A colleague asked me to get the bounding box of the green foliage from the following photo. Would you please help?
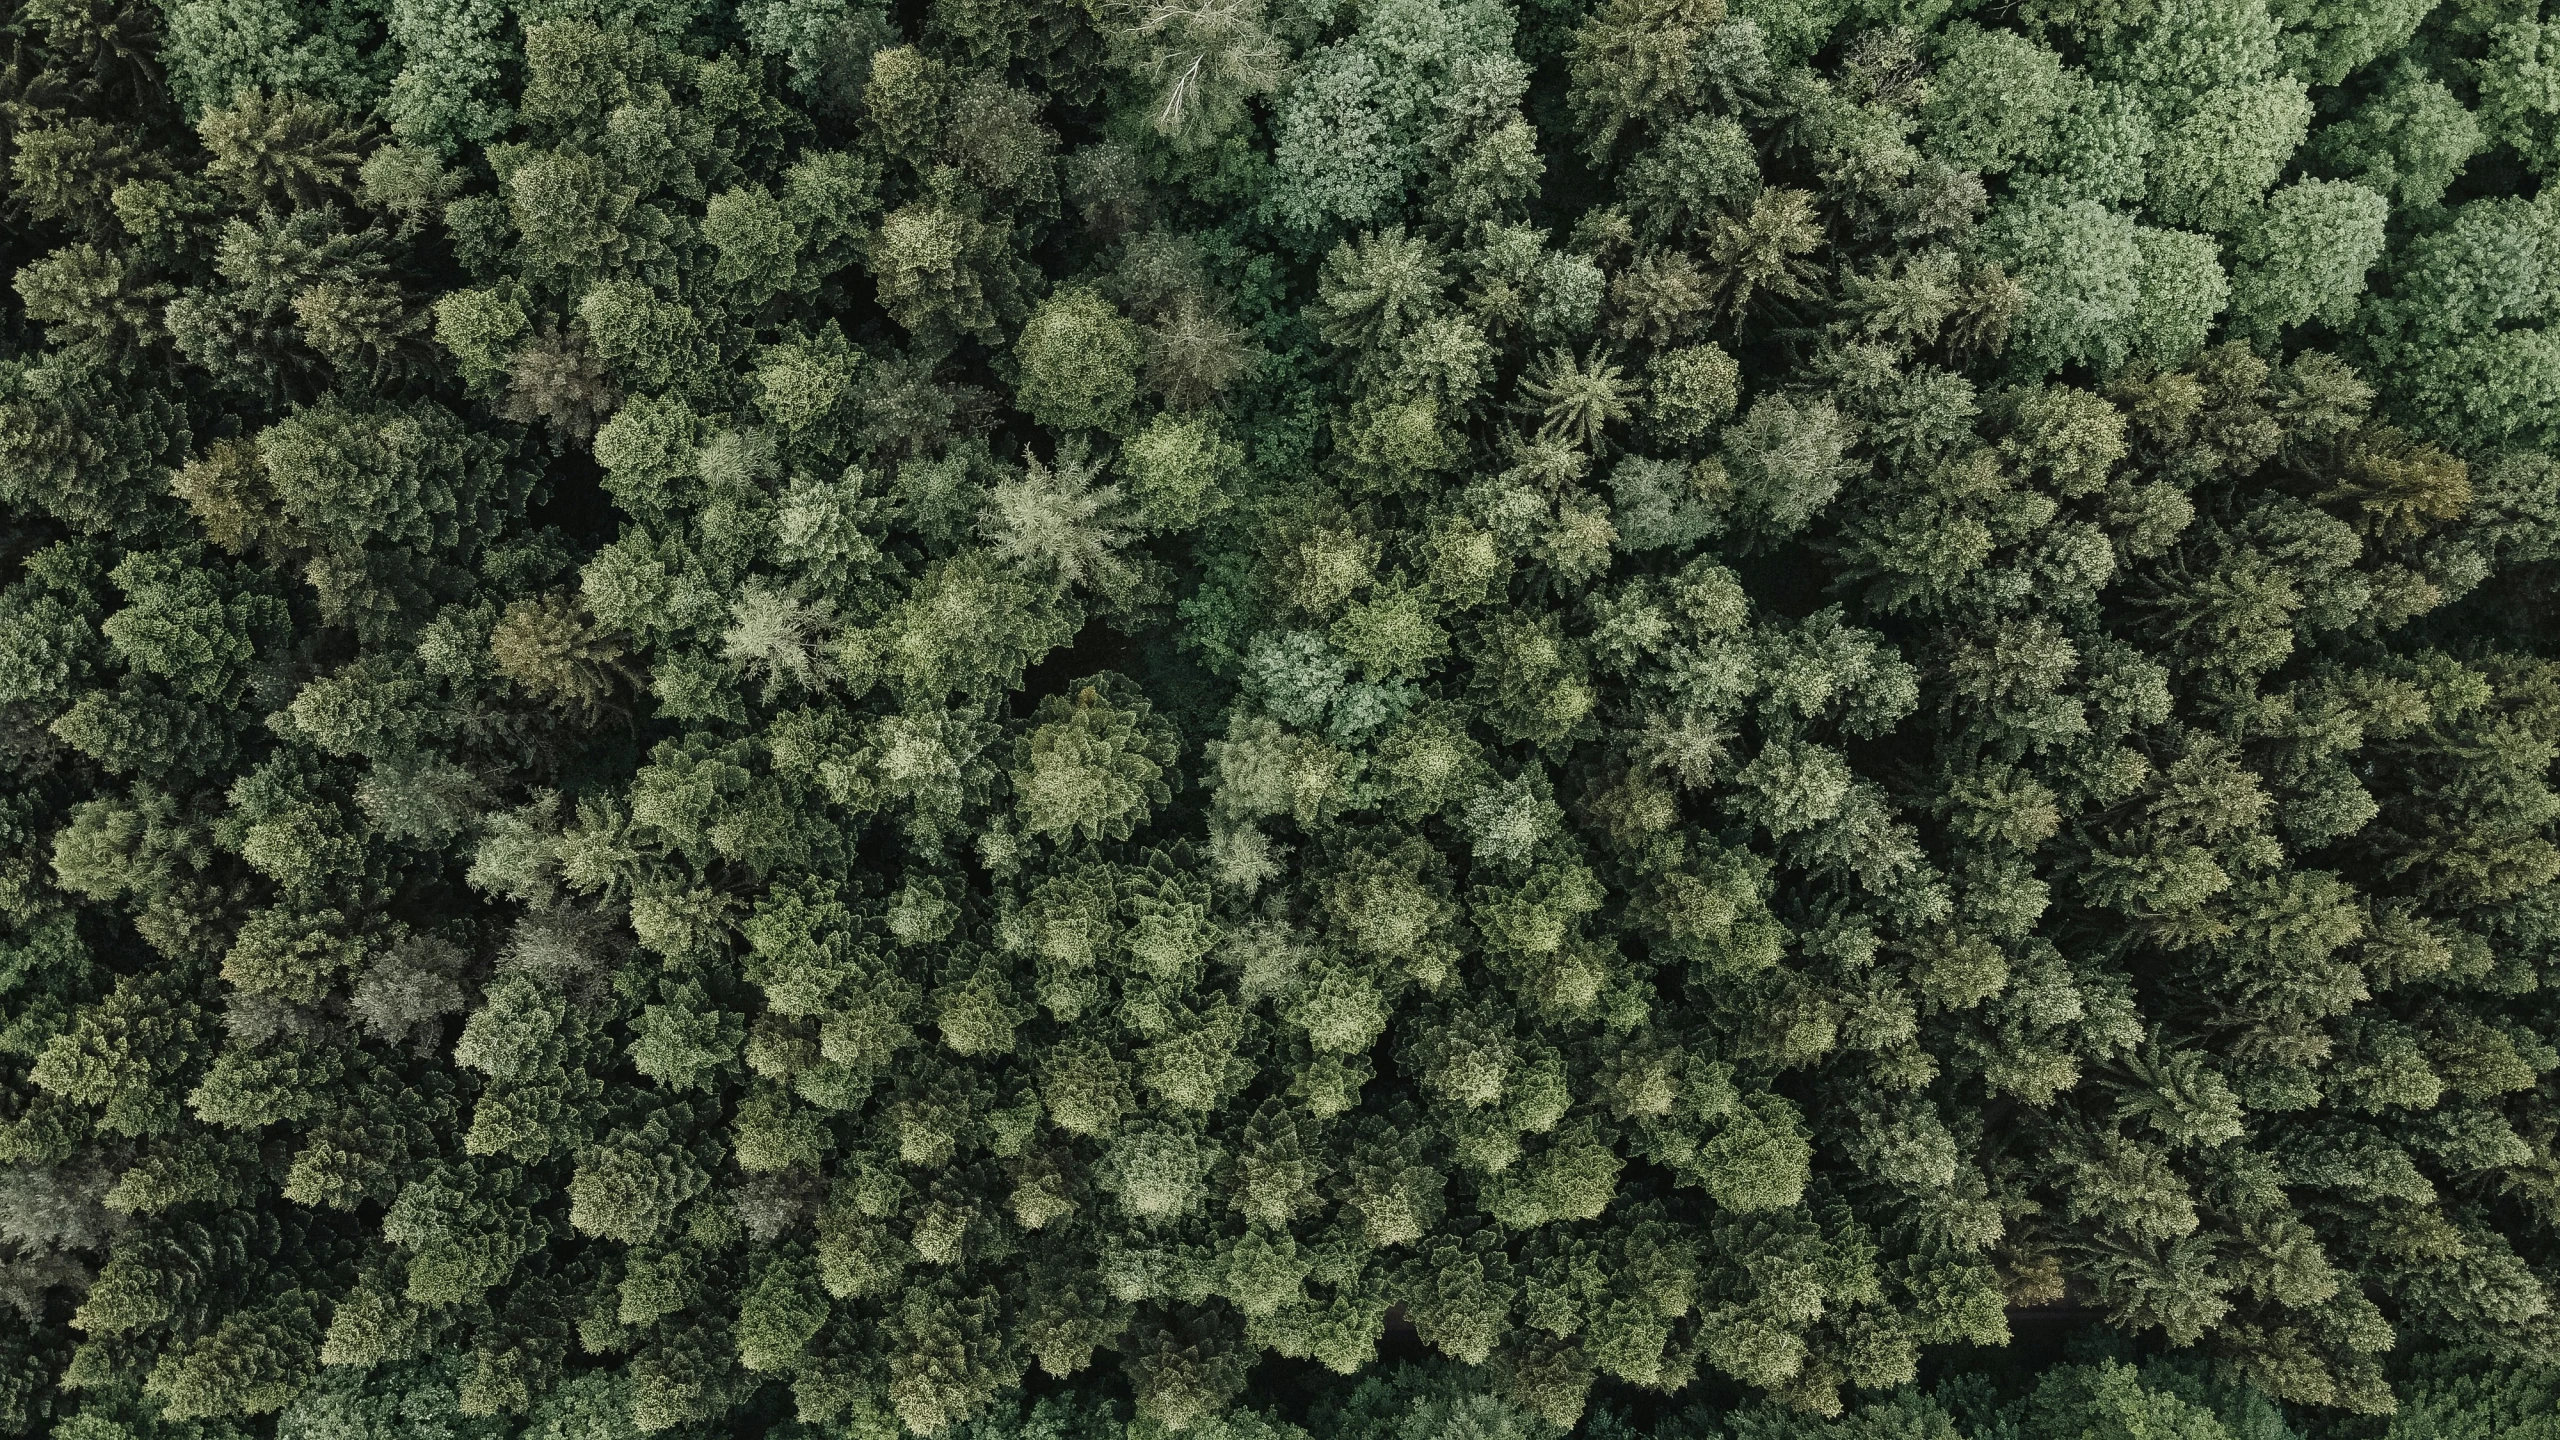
[160,0,393,121]
[1017,289,1145,436]
[7,0,2560,1436]
[1921,25,2072,176]
[2230,181,2389,339]
[2310,62,2482,211]
[1102,0,1289,153]
[1267,0,1519,238]
[1011,675,1180,846]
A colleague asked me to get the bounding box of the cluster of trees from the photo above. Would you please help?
[799,1345,2560,1440]
[3,0,2560,1435]
[217,1338,2560,1440]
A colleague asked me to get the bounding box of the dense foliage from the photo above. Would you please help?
[4,0,2560,1435]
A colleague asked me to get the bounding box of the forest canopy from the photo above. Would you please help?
[5,0,2560,1437]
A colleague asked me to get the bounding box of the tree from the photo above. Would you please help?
[1015,289,1144,435]
[1566,0,1730,161]
[2360,195,2560,452]
[1919,25,2070,176]
[1011,676,1179,846]
[2310,62,2481,210]
[1104,0,1288,152]
[2229,180,2389,340]
[1266,0,1518,238]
